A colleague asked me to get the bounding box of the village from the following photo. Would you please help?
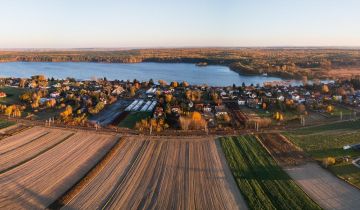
[0,75,360,134]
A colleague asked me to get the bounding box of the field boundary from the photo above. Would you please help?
[254,134,323,209]
[0,124,32,141]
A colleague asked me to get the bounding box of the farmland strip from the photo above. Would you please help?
[0,131,50,155]
[220,135,322,210]
[62,138,146,209]
[0,132,75,174]
[100,140,150,209]
[0,131,117,209]
[48,135,123,209]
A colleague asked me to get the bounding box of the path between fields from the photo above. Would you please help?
[284,163,360,210]
[215,140,249,210]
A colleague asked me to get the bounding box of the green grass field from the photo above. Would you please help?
[0,86,26,105]
[284,120,360,188]
[0,119,15,129]
[220,135,321,210]
[290,119,360,135]
[118,112,152,128]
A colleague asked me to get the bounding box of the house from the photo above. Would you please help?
[112,86,125,95]
[238,99,246,106]
[203,106,212,113]
[333,95,343,102]
[215,105,228,117]
[0,92,6,98]
[39,98,50,104]
[171,107,181,114]
[277,95,285,102]
[52,83,61,88]
[50,92,60,98]
[291,94,300,101]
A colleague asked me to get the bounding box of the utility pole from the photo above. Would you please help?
[340,111,343,121]
[300,115,305,126]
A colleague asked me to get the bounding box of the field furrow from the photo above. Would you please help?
[0,130,117,209]
[285,163,360,210]
[63,137,247,210]
[220,135,322,210]
[0,126,49,153]
[0,129,74,173]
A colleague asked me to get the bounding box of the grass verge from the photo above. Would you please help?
[0,119,15,129]
[284,120,360,189]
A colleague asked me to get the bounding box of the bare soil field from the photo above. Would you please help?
[0,127,74,173]
[0,124,31,140]
[63,136,247,210]
[0,126,49,154]
[285,163,360,210]
[0,128,118,209]
[257,133,309,166]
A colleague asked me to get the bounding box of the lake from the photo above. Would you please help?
[0,62,286,86]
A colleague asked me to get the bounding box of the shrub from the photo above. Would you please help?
[322,157,336,168]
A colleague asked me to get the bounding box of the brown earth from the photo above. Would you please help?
[0,129,118,209]
[257,133,309,166]
[285,163,360,210]
[63,136,248,210]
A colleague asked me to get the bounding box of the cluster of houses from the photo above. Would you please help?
[1,75,360,129]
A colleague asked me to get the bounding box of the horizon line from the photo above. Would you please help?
[1,46,360,51]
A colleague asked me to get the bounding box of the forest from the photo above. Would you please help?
[1,48,360,80]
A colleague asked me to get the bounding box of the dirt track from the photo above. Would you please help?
[285,163,360,210]
[63,137,247,210]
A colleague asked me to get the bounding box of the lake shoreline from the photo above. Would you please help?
[0,62,288,87]
[0,60,301,81]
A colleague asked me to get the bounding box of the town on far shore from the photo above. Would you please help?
[1,74,360,134]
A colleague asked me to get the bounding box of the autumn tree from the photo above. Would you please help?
[165,94,173,103]
[322,84,329,93]
[181,81,189,87]
[179,112,206,130]
[46,98,56,108]
[130,86,136,97]
[60,105,73,120]
[296,104,306,114]
[158,80,167,87]
[170,81,179,88]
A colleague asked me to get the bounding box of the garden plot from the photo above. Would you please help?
[257,133,309,166]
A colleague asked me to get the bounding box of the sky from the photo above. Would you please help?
[0,0,360,48]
